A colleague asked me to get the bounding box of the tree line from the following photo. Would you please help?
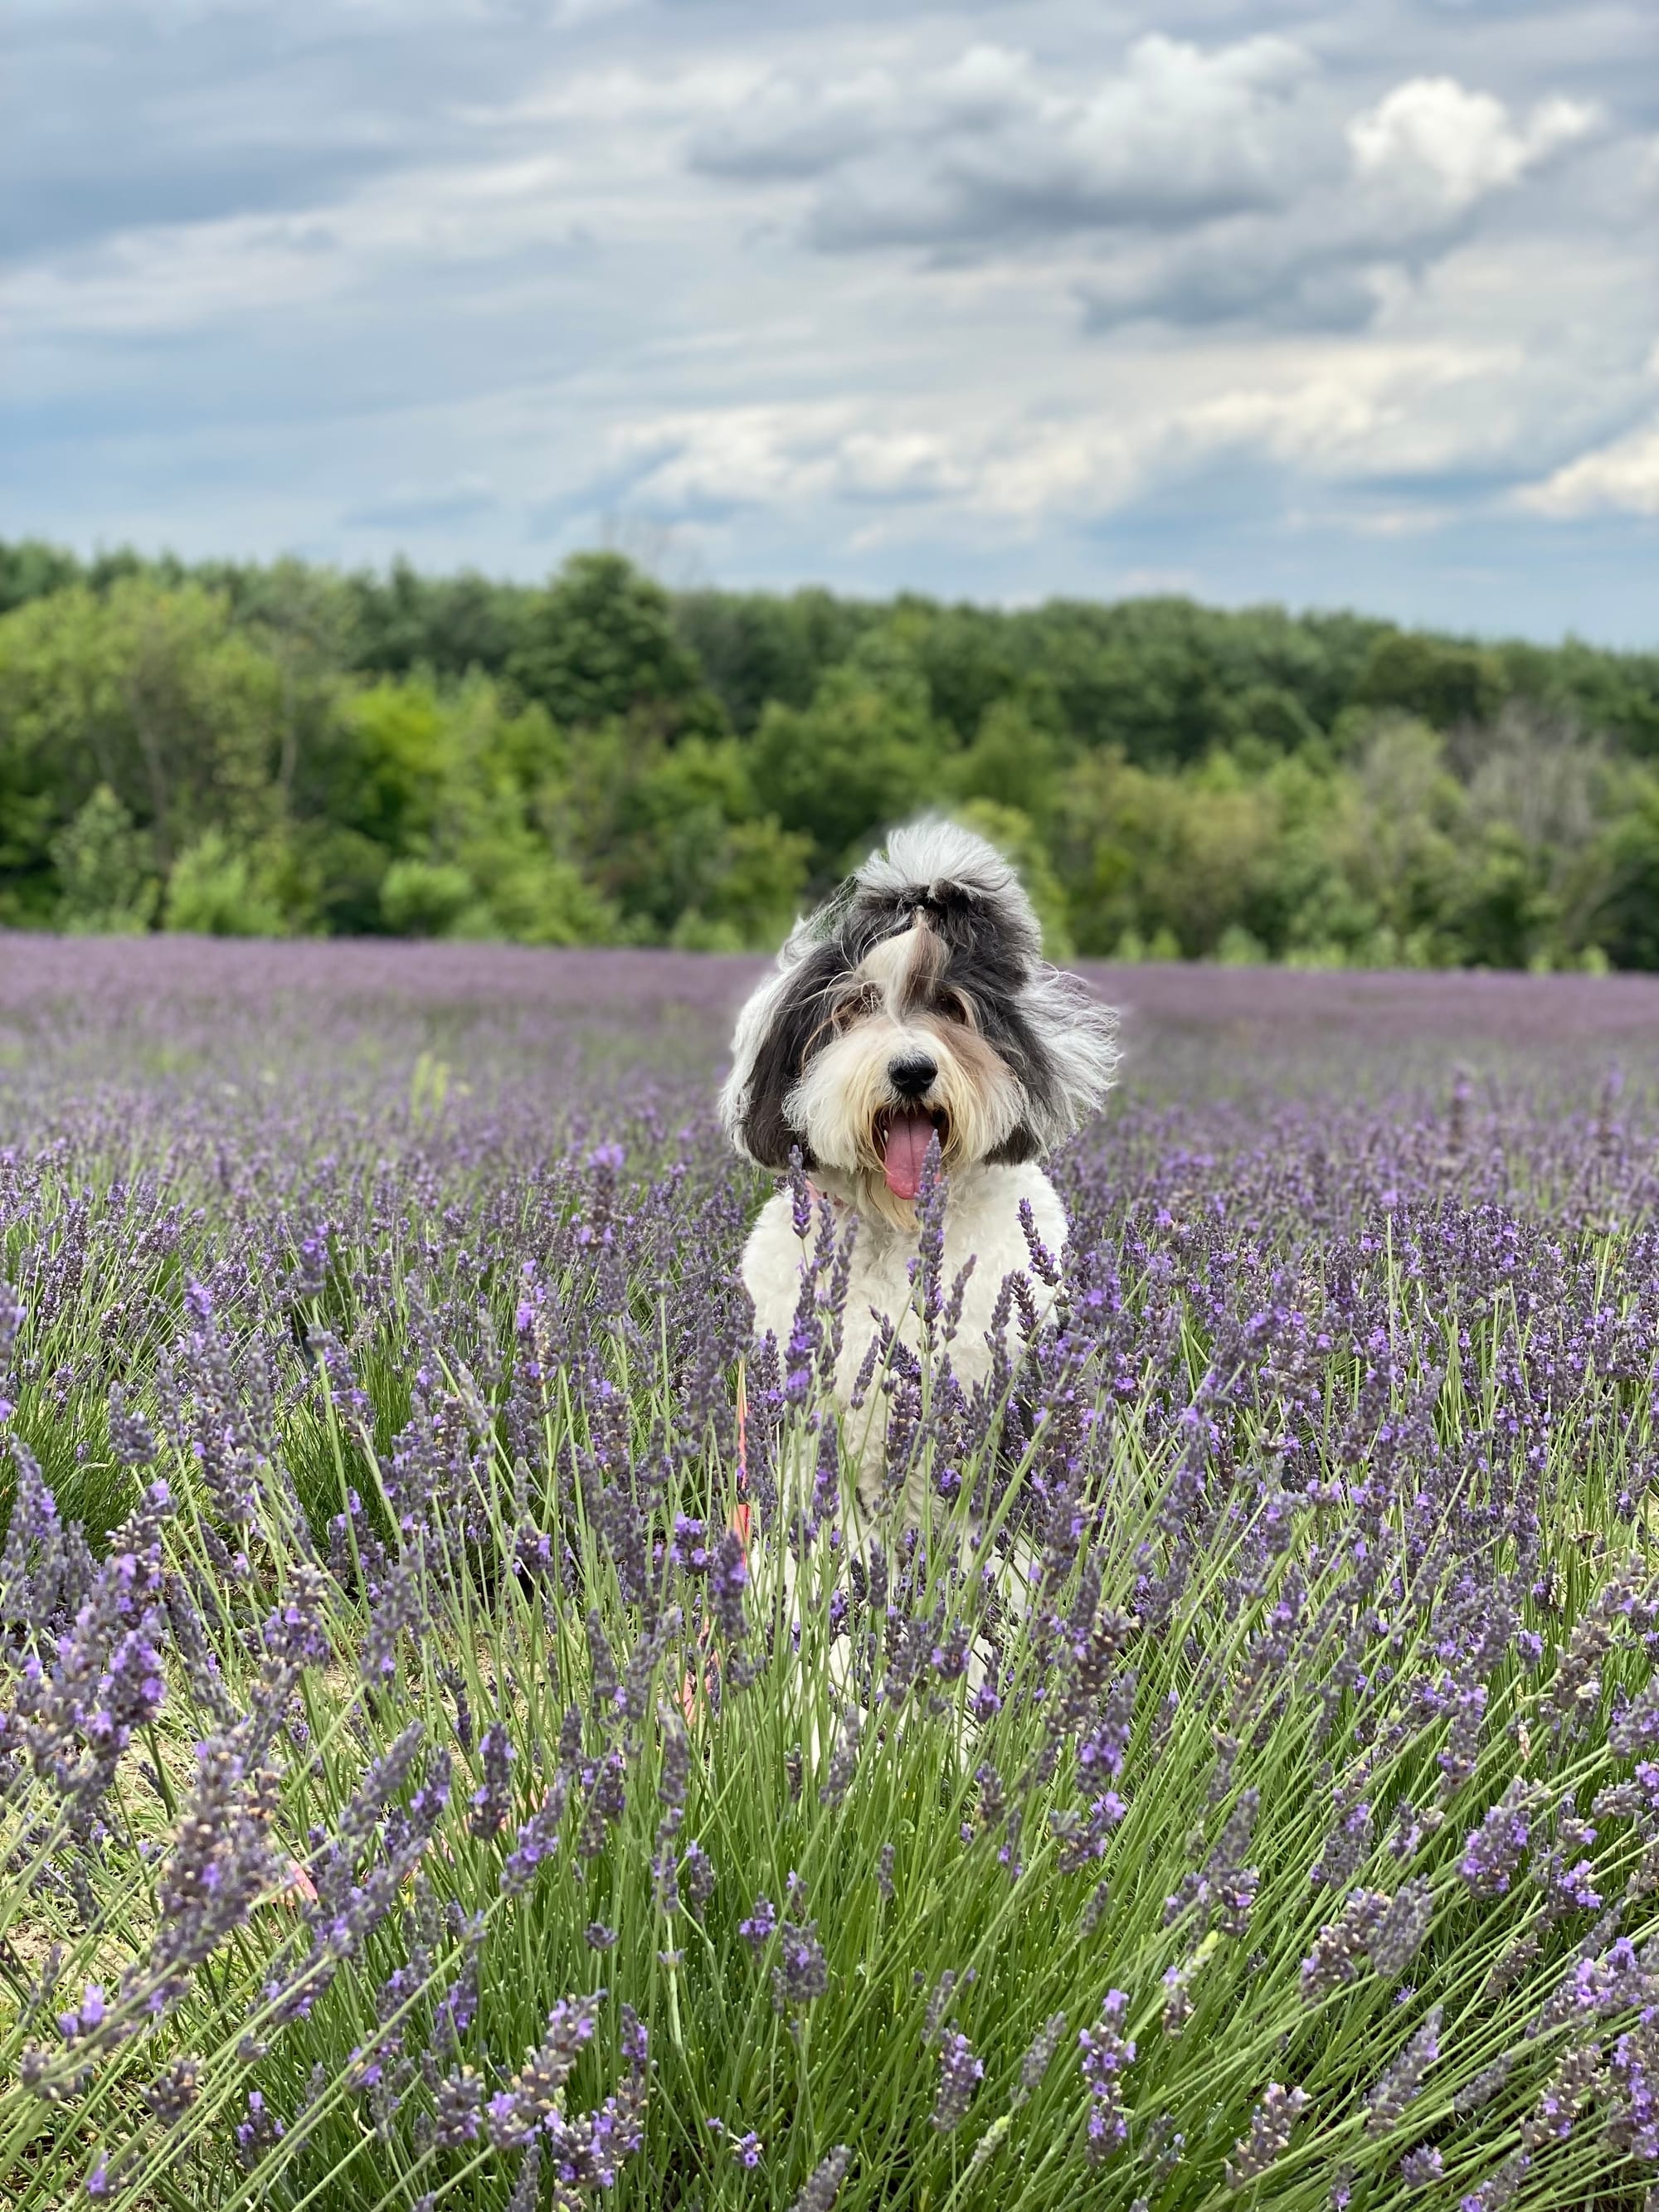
[2,537,1658,968]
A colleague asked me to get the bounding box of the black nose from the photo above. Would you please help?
[888,1053,937,1099]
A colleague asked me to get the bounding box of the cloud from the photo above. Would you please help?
[1074,69,1605,335]
[605,345,1517,531]
[609,405,976,515]
[1517,416,1659,515]
[1078,223,1388,336]
[679,38,1611,348]
[1347,76,1598,215]
[4,0,1653,641]
[691,36,1324,250]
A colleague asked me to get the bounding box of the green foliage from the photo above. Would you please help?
[950,698,1061,821]
[48,785,158,934]
[1357,630,1507,729]
[508,552,720,737]
[380,858,481,938]
[749,646,948,882]
[2,539,1659,968]
[163,829,289,938]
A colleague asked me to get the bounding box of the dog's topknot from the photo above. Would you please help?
[844,818,1043,970]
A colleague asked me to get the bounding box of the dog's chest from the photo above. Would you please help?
[740,1164,1068,1393]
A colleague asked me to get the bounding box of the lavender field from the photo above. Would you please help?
[8,939,1659,2211]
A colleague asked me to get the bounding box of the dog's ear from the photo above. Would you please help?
[1016,970,1119,1149]
[724,939,841,1169]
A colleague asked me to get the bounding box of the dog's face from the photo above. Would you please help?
[722,820,1118,1228]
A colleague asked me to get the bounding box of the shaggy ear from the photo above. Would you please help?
[719,937,841,1169]
[1018,968,1120,1150]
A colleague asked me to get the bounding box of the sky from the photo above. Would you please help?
[3,0,1657,641]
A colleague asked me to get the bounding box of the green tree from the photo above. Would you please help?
[1357,631,1506,730]
[49,785,158,933]
[0,577,284,873]
[508,553,720,736]
[163,830,287,937]
[0,538,81,616]
[951,700,1060,822]
[1589,775,1659,971]
[750,653,948,882]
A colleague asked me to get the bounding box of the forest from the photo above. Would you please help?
[2,537,1658,968]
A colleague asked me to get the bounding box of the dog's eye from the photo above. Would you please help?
[834,987,881,1029]
[937,988,974,1026]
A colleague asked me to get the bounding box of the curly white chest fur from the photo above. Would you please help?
[740,1161,1068,1516]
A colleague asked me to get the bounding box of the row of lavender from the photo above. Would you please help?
[5,945,1659,2209]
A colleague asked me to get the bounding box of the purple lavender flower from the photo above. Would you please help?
[1458,2151,1530,2210]
[1224,2083,1309,2187]
[790,2146,852,2212]
[771,1918,830,2012]
[679,1839,716,1916]
[1365,2007,1442,2136]
[435,2065,485,2146]
[1078,1990,1135,2163]
[931,2029,983,2132]
[469,1718,514,1838]
[1014,2012,1068,2107]
[484,1992,602,2149]
[710,1525,750,1645]
[1301,1891,1386,2002]
[708,2117,764,2167]
[739,1894,776,1951]
[1368,1879,1435,1981]
[1458,1781,1544,1897]
[501,1773,569,1893]
[234,2087,285,2169]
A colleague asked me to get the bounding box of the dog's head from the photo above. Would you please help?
[721,819,1118,1227]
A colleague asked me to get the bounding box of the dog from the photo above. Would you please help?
[721,819,1118,1531]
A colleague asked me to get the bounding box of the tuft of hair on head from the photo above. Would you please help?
[846,818,1043,970]
[721,814,1119,1173]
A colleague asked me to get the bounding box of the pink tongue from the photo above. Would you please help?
[882,1109,936,1200]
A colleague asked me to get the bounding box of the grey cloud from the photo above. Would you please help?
[690,85,889,182]
[806,160,1290,254]
[693,35,1327,252]
[1071,94,1619,337]
[1072,191,1460,335]
[1079,251,1384,334]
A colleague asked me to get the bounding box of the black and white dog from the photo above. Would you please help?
[722,819,1118,1521]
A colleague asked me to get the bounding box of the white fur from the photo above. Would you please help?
[742,1158,1068,1521]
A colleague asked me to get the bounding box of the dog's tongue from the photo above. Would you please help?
[881,1110,936,1201]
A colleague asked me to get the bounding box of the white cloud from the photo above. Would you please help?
[1517,416,1659,516]
[1348,76,1598,215]
[608,344,1515,528]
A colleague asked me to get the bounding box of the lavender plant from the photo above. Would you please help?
[5,941,1659,2208]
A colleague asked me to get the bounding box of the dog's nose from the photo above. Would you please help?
[888,1053,937,1098]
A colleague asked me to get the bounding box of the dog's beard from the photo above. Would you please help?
[786,1016,1024,1231]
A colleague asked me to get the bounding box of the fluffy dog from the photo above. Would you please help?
[721,819,1117,1523]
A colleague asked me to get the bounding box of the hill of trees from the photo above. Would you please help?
[3,537,1658,968]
